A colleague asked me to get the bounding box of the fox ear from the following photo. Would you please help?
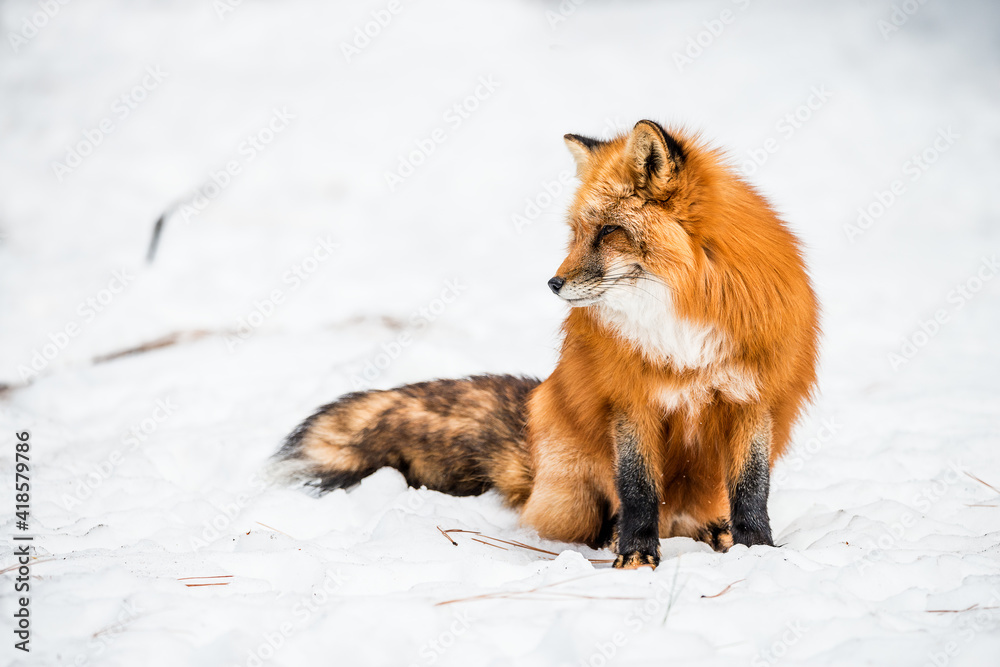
[564,134,602,176]
[625,120,684,192]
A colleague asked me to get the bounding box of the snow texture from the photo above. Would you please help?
[1,1,999,665]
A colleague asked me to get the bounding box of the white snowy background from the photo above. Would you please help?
[1,0,999,665]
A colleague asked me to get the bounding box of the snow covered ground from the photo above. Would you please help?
[2,0,999,665]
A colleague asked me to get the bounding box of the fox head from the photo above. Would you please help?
[548,119,812,372]
[548,120,742,368]
[548,120,702,309]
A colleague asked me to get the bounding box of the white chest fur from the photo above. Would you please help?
[594,273,758,434]
[596,277,720,370]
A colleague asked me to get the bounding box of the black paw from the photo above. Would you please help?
[731,524,774,548]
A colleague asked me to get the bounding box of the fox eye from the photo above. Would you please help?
[597,225,620,241]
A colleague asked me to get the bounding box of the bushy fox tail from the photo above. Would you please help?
[272,374,540,507]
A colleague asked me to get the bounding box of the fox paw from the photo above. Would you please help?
[698,519,734,552]
[613,550,659,570]
[731,525,774,548]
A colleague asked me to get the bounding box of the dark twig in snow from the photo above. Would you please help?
[146,211,168,263]
[441,527,614,564]
[92,330,213,364]
[927,604,999,613]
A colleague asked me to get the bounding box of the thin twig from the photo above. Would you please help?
[452,593,641,603]
[491,538,560,556]
[0,558,58,575]
[146,212,167,263]
[437,526,458,546]
[93,620,135,638]
[927,604,998,614]
[928,604,979,613]
[185,582,231,587]
[177,575,233,581]
[472,538,508,550]
[963,471,1000,497]
[530,590,643,601]
[702,579,745,599]
[440,527,613,564]
[93,330,212,364]
[256,521,293,538]
[436,573,613,606]
[661,556,684,626]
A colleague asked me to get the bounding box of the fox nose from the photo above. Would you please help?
[547,276,565,294]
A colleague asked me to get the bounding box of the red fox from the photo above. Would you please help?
[275,120,819,569]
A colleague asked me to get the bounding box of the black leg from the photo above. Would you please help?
[728,427,774,547]
[589,498,617,550]
[612,415,661,569]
